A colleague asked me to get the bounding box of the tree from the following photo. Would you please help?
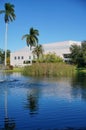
[70,41,86,67]
[32,44,44,59]
[43,52,63,63]
[0,49,4,63]
[0,49,10,64]
[70,44,81,64]
[0,3,16,66]
[22,27,39,50]
[35,52,63,63]
[81,41,86,64]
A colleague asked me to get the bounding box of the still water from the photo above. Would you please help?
[0,73,86,130]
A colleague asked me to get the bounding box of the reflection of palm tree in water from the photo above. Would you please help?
[29,94,38,114]
[4,89,15,130]
[25,88,40,115]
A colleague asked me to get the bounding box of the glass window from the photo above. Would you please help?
[14,56,16,60]
[21,56,24,59]
[63,54,71,58]
[29,56,31,59]
[18,56,20,59]
[23,60,31,64]
[33,55,36,59]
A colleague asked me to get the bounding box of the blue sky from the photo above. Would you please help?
[0,0,86,52]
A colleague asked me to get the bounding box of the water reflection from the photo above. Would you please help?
[4,117,15,130]
[1,87,16,130]
[71,74,86,100]
[71,73,86,88]
[25,86,40,115]
[0,73,86,129]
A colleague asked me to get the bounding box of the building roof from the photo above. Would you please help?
[12,40,81,54]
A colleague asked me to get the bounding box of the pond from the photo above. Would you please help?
[0,73,86,130]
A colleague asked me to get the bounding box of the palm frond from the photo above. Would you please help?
[9,14,15,21]
[22,27,39,49]
[22,34,29,40]
[34,29,39,36]
[4,3,16,23]
[33,35,39,43]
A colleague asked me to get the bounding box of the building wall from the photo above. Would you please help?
[10,47,33,67]
[10,41,81,66]
[43,41,81,58]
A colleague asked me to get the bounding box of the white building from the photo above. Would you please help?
[10,47,33,67]
[10,40,81,67]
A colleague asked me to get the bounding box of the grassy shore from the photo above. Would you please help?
[3,63,86,77]
[4,67,23,73]
[22,63,76,77]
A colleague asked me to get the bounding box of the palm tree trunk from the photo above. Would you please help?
[4,23,8,66]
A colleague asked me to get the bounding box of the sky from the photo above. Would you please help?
[0,0,86,52]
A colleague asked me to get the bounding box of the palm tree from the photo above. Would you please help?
[32,44,44,59]
[0,3,16,66]
[22,27,39,50]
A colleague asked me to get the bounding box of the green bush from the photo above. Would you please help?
[36,52,63,63]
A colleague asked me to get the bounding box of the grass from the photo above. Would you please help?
[22,63,76,77]
[3,63,86,77]
[4,67,23,73]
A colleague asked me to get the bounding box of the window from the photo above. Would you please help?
[23,60,31,64]
[14,56,16,60]
[21,56,24,59]
[18,56,20,59]
[63,54,71,58]
[29,56,31,59]
[33,55,36,59]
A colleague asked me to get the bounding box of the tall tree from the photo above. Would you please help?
[70,44,81,64]
[0,49,10,64]
[32,44,44,59]
[22,27,39,50]
[70,41,86,67]
[0,3,16,66]
[81,41,86,64]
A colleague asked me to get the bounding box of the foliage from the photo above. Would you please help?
[5,3,15,22]
[7,57,10,65]
[0,49,4,63]
[0,48,10,64]
[0,3,15,66]
[38,52,63,63]
[0,3,16,23]
[22,63,76,77]
[22,27,39,50]
[70,41,86,67]
[32,44,44,59]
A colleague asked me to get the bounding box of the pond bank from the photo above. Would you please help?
[4,63,86,77]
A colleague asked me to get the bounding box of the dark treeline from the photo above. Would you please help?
[0,48,10,64]
[70,40,86,68]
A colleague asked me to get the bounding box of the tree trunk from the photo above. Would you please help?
[5,23,8,66]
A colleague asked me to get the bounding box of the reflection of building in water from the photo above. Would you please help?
[41,79,82,101]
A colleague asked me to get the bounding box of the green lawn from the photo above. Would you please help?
[4,67,23,73]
